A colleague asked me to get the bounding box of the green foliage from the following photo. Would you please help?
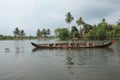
[83,23,93,34]
[54,28,69,40]
[0,35,13,40]
[13,27,26,39]
[88,30,96,38]
[70,26,80,38]
[36,28,51,38]
[116,19,120,25]
[96,28,106,39]
[42,28,47,37]
[65,12,74,24]
[113,25,120,36]
[46,29,50,36]
[55,15,120,40]
[54,26,81,40]
[88,26,106,39]
[20,30,25,37]
[1,12,120,40]
[76,17,84,26]
[13,27,20,38]
[36,29,42,38]
[76,17,85,34]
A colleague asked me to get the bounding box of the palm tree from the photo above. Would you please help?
[42,28,47,37]
[83,23,93,34]
[65,12,74,31]
[13,27,20,38]
[76,17,84,34]
[101,18,107,25]
[20,30,25,38]
[117,19,120,25]
[100,18,108,31]
[36,29,43,38]
[46,29,50,36]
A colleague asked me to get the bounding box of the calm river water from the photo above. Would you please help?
[0,40,120,80]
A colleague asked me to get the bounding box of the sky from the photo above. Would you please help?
[0,0,120,36]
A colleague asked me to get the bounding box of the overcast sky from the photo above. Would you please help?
[0,0,120,36]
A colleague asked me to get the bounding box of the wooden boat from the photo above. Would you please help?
[31,40,114,49]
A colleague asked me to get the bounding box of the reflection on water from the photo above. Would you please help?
[4,48,11,53]
[31,47,116,75]
[15,47,25,58]
[0,40,120,80]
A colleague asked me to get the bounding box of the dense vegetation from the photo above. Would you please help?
[54,12,120,40]
[0,12,120,40]
[36,28,50,38]
[0,27,52,40]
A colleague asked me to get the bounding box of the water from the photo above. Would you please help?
[0,40,120,80]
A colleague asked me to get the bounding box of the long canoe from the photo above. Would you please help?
[31,40,114,49]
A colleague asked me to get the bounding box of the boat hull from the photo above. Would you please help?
[31,41,113,49]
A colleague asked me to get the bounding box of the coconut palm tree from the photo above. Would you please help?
[20,29,25,38]
[36,29,42,38]
[76,17,84,34]
[117,19,120,25]
[46,29,50,36]
[65,12,74,31]
[100,18,108,31]
[13,27,20,38]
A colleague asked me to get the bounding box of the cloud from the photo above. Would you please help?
[0,0,120,35]
[72,0,120,24]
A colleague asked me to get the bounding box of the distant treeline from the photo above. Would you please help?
[0,12,120,40]
[0,27,53,40]
[0,34,55,40]
[54,12,120,40]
